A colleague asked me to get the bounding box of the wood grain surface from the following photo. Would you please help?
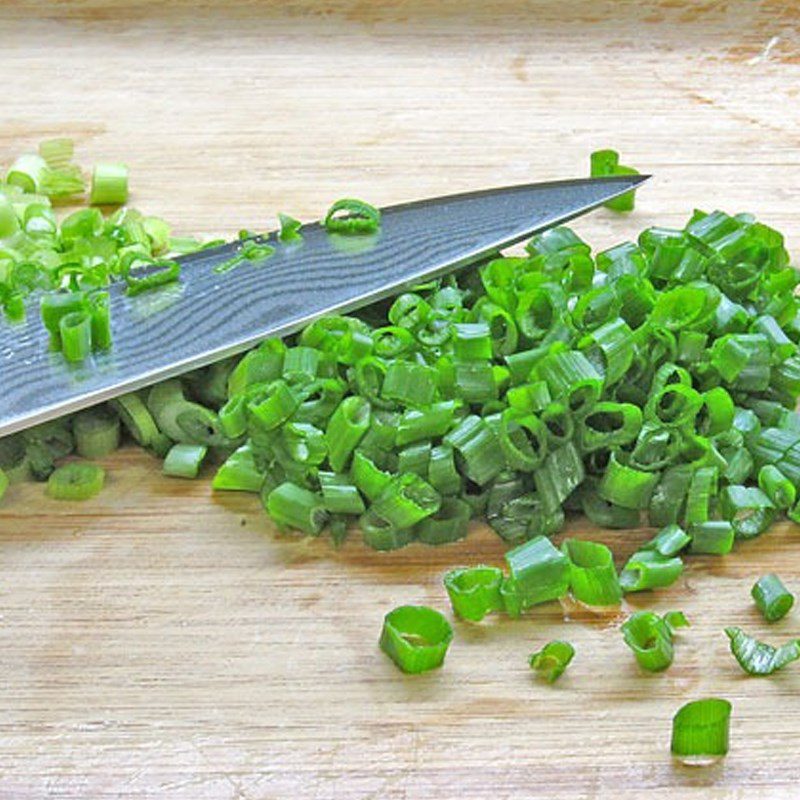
[1,1,800,797]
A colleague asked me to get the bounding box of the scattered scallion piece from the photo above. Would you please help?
[503,536,570,614]
[621,610,675,672]
[725,626,800,676]
[562,538,622,606]
[529,640,575,683]
[751,574,794,622]
[46,462,105,501]
[379,605,453,674]
[664,610,689,632]
[90,162,128,205]
[444,565,504,622]
[671,699,732,765]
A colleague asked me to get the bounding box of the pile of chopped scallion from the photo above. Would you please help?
[2,142,800,761]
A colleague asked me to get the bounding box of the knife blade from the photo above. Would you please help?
[0,174,647,437]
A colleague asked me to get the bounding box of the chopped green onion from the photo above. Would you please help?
[371,473,441,529]
[444,415,505,486]
[688,521,734,555]
[318,471,366,515]
[590,149,639,212]
[325,396,370,472]
[598,451,659,510]
[620,550,684,593]
[278,213,302,242]
[123,256,180,296]
[379,605,453,674]
[562,538,621,606]
[59,311,93,363]
[324,198,380,235]
[725,626,800,676]
[671,699,732,764]
[529,640,575,683]
[664,610,690,632]
[621,611,674,672]
[415,497,470,545]
[163,443,207,478]
[110,392,159,447]
[643,523,690,558]
[718,485,776,540]
[212,444,263,492]
[72,407,120,458]
[757,465,796,510]
[444,565,504,622]
[752,574,794,622]
[47,462,105,501]
[504,536,569,612]
[266,482,328,535]
[90,163,128,205]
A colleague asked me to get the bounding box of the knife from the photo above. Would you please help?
[0,174,647,438]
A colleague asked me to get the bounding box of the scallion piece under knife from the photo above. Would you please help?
[72,407,121,459]
[752,574,794,622]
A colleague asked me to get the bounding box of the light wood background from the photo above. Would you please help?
[1,1,800,797]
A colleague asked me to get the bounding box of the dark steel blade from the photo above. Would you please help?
[0,174,647,437]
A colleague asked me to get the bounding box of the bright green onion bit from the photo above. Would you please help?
[671,699,732,764]
[278,213,302,242]
[688,521,734,555]
[718,485,776,540]
[620,550,684,593]
[529,640,574,683]
[725,626,800,676]
[751,574,794,623]
[47,462,105,501]
[109,393,159,447]
[664,610,690,632]
[266,482,328,536]
[324,198,381,235]
[503,536,569,614]
[757,465,796,510]
[444,565,504,622]
[163,443,208,479]
[379,605,453,674]
[90,162,128,205]
[212,445,263,493]
[621,611,674,672]
[562,538,621,606]
[590,149,639,212]
[643,524,690,558]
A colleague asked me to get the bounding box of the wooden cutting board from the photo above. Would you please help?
[1,1,800,797]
